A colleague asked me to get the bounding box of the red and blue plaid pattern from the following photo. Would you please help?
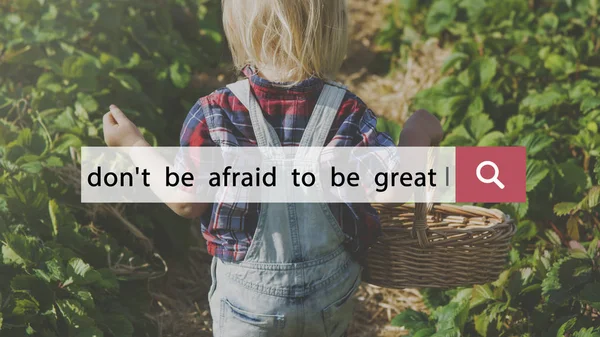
[179,68,395,262]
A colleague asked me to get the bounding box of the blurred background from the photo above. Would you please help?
[0,0,599,336]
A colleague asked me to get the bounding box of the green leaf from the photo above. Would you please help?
[62,56,98,79]
[13,298,39,316]
[515,133,553,156]
[474,313,491,337]
[441,52,469,73]
[544,54,573,76]
[553,202,578,216]
[588,238,599,258]
[512,198,529,219]
[521,91,566,114]
[53,108,78,131]
[110,73,142,92]
[508,54,531,69]
[433,301,469,331]
[443,134,475,146]
[459,0,486,21]
[525,160,549,192]
[467,96,484,114]
[2,233,48,267]
[557,161,589,192]
[478,57,498,87]
[470,284,494,308]
[48,199,60,237]
[11,275,54,312]
[542,258,593,304]
[545,229,562,246]
[520,283,541,295]
[465,113,494,140]
[67,259,102,285]
[56,299,91,326]
[443,125,474,146]
[34,59,63,74]
[413,328,436,337]
[539,12,559,30]
[44,156,64,168]
[390,309,430,330]
[22,161,43,173]
[76,93,99,113]
[2,244,26,266]
[478,131,504,146]
[169,61,192,89]
[436,95,469,117]
[514,220,537,242]
[557,317,577,337]
[431,327,461,337]
[567,215,580,241]
[581,96,600,113]
[425,0,457,35]
[572,327,600,337]
[75,103,88,122]
[99,52,122,69]
[588,186,600,208]
[569,81,596,102]
[54,134,82,153]
[74,291,95,310]
[506,115,534,135]
[46,259,67,281]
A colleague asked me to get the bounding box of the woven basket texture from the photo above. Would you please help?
[364,204,516,289]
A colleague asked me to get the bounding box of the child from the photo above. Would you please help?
[103,0,443,336]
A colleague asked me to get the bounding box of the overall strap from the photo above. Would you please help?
[298,81,347,147]
[226,80,281,147]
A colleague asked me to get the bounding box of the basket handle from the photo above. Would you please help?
[412,147,436,248]
[413,203,433,247]
[399,135,438,248]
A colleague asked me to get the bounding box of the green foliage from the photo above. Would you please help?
[380,0,600,335]
[392,245,600,336]
[0,0,223,335]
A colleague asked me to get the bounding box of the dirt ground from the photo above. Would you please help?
[148,0,449,336]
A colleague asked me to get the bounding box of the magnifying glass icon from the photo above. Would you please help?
[476,161,505,189]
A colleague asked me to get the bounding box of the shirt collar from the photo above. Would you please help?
[242,65,324,96]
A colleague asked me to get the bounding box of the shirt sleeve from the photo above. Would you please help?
[338,103,399,225]
[354,106,396,147]
[180,100,216,148]
[175,100,217,193]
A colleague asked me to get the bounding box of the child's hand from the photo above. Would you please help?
[398,109,444,146]
[103,105,147,147]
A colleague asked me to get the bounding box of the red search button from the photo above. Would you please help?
[456,147,526,203]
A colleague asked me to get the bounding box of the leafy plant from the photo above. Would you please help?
[379,0,600,335]
[0,0,223,335]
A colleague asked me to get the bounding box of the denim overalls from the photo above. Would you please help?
[207,79,363,337]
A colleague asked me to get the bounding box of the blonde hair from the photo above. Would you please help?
[222,0,348,83]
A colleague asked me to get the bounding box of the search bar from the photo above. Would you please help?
[456,147,526,203]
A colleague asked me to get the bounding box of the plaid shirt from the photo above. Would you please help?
[179,68,395,262]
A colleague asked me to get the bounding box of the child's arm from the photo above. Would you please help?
[398,109,444,147]
[103,105,210,219]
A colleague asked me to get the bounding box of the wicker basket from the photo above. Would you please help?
[363,203,516,289]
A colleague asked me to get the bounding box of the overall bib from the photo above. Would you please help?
[208,79,362,337]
